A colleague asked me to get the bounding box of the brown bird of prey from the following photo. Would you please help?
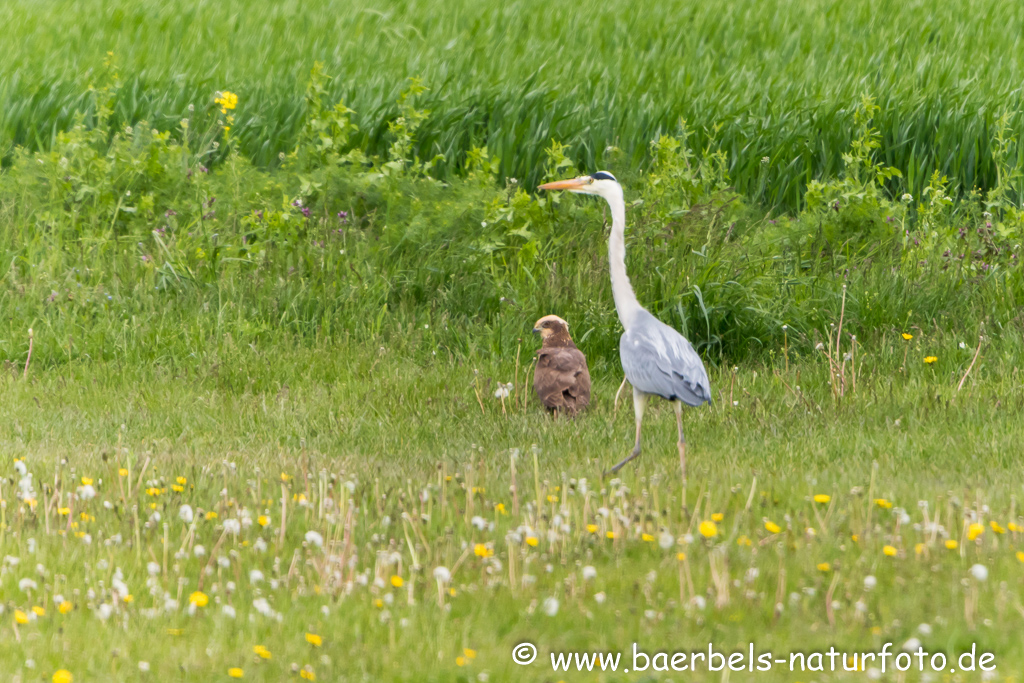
[533,315,591,416]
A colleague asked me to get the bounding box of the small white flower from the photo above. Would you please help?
[903,638,922,652]
[867,667,882,680]
[305,530,324,548]
[917,622,932,635]
[14,460,27,476]
[138,661,150,672]
[217,557,231,569]
[970,564,989,581]
[223,519,241,535]
[471,515,487,531]
[691,595,706,610]
[864,575,877,591]
[901,193,913,203]
[147,562,160,576]
[253,537,268,553]
[658,531,674,549]
[193,545,206,558]
[178,505,194,524]
[594,592,606,604]
[543,597,559,617]
[493,382,513,400]
[97,603,113,621]
[433,566,451,583]
[249,569,265,585]
[18,578,37,593]
[582,566,597,581]
[221,604,236,619]
[77,484,96,501]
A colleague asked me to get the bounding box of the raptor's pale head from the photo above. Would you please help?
[532,314,571,341]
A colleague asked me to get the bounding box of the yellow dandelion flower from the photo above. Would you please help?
[698,520,717,538]
[228,667,244,679]
[166,628,184,636]
[883,545,897,557]
[968,523,984,541]
[215,91,239,114]
[58,601,72,614]
[305,633,322,647]
[81,477,93,486]
[641,533,654,542]
[257,515,270,527]
[463,648,477,659]
[711,512,724,522]
[1017,551,1024,563]
[676,552,686,561]
[525,536,538,547]
[494,503,506,515]
[122,594,134,603]
[390,575,404,588]
[32,606,45,616]
[456,656,466,667]
[253,646,271,660]
[172,485,184,493]
[813,494,831,504]
[176,476,187,485]
[586,524,598,534]
[205,511,218,520]
[52,671,73,683]
[914,543,925,556]
[606,531,617,539]
[901,333,913,340]
[874,498,892,509]
[924,356,938,364]
[374,599,383,608]
[736,535,752,546]
[118,468,129,477]
[58,507,70,516]
[1009,522,1019,532]
[764,521,781,534]
[990,521,1006,534]
[189,591,209,607]
[448,587,456,596]
[851,534,859,543]
[817,562,831,572]
[14,610,29,624]
[280,472,292,482]
[300,669,316,681]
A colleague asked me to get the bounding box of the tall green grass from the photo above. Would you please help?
[2,0,1024,209]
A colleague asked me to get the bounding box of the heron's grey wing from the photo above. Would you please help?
[534,347,591,414]
[619,311,711,407]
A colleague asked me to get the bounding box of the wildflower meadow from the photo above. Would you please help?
[4,0,1024,681]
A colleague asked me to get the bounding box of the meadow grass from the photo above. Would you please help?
[2,341,1024,681]
[2,0,1024,207]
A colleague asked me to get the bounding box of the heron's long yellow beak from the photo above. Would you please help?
[538,177,590,191]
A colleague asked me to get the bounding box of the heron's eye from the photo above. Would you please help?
[588,177,594,184]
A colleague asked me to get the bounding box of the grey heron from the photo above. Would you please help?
[539,172,712,476]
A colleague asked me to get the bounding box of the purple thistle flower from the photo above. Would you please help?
[301,207,310,218]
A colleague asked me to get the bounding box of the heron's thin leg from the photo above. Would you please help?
[674,400,686,481]
[613,377,628,414]
[608,388,647,475]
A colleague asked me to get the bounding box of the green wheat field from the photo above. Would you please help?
[3,0,1024,680]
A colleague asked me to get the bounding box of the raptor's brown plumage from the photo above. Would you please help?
[533,315,591,416]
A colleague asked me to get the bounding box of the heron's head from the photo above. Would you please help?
[533,314,571,341]
[538,171,620,200]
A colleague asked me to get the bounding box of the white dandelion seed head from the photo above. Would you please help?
[543,597,560,617]
[305,530,324,548]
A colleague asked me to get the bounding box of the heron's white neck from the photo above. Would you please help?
[604,188,642,329]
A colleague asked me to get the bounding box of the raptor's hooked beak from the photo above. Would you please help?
[532,326,541,335]
[538,176,591,193]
